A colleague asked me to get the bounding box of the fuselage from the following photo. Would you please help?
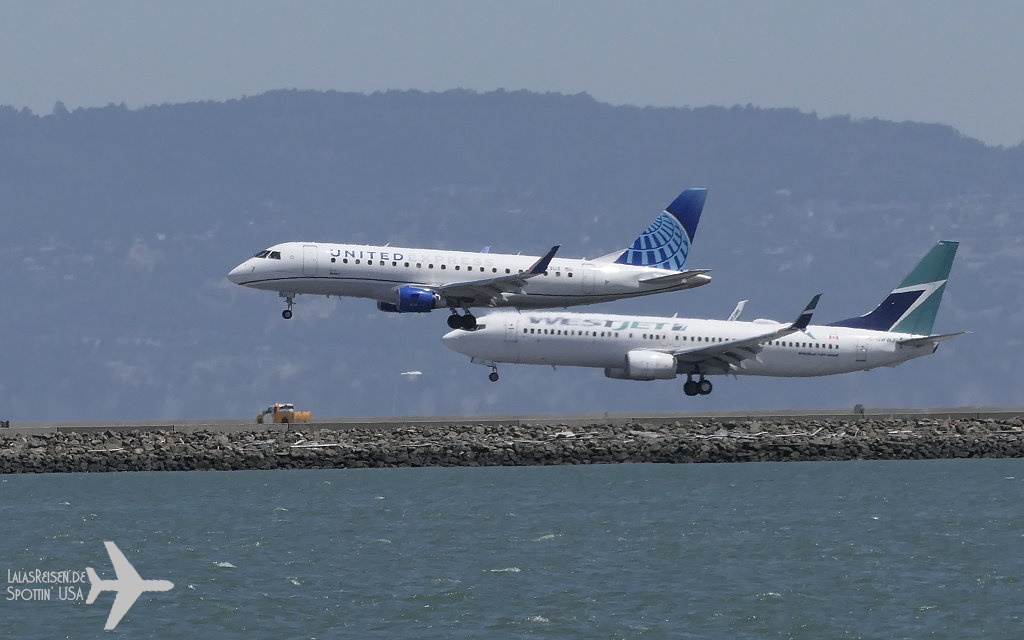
[227,242,711,309]
[443,311,939,378]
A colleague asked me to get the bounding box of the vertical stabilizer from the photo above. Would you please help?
[829,241,958,335]
[614,188,707,271]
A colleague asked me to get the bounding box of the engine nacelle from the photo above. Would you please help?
[378,285,443,313]
[604,350,678,381]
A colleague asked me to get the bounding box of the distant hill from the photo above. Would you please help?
[1,89,1020,421]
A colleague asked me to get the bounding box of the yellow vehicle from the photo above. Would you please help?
[256,403,312,424]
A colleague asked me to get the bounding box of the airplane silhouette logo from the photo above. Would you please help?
[85,541,174,630]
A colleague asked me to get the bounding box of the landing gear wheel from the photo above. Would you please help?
[683,380,699,396]
[488,371,499,382]
[697,379,713,395]
[462,313,477,331]
[282,309,293,320]
[447,314,462,329]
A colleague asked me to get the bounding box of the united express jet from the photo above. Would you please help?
[227,188,711,330]
[443,241,964,394]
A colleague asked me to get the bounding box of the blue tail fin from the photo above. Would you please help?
[614,187,707,271]
[829,241,958,335]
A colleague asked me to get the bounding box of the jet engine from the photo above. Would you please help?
[377,286,444,313]
[604,350,678,381]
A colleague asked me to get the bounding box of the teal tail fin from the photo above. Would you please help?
[829,241,958,335]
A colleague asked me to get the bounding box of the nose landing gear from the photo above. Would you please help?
[280,293,296,319]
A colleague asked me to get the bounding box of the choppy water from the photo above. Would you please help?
[2,460,1022,639]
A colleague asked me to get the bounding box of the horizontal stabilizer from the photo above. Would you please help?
[637,269,711,284]
[898,331,969,347]
[593,249,626,263]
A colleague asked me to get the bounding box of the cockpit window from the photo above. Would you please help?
[254,250,271,258]
[269,251,282,260]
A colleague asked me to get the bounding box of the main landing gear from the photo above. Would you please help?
[280,293,296,320]
[683,374,713,396]
[447,309,477,331]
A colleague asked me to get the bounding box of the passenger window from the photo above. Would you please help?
[355,259,361,264]
[416,263,421,268]
[330,257,336,263]
[505,268,511,274]
[523,329,527,334]
[568,272,573,277]
[428,264,433,269]
[455,265,460,270]
[441,264,446,270]
[380,261,385,266]
[493,268,498,273]
[556,272,561,277]
[343,258,348,264]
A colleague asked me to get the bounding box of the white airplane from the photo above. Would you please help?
[86,541,174,631]
[227,188,712,330]
[443,241,965,395]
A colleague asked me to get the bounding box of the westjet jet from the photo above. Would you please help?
[443,241,964,394]
[227,188,711,330]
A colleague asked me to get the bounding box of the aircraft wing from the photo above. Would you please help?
[668,295,822,371]
[105,589,142,631]
[437,245,559,306]
[105,541,142,582]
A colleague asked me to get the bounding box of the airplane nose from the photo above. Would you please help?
[227,262,251,285]
[441,329,469,354]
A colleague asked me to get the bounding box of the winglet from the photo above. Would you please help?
[789,294,821,331]
[727,300,748,322]
[526,245,559,276]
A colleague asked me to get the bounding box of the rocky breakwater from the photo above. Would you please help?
[2,417,1024,473]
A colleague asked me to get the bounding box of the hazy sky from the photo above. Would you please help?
[2,1,1022,146]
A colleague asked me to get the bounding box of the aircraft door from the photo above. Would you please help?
[504,316,518,344]
[302,244,318,276]
[581,263,596,294]
[855,338,867,362]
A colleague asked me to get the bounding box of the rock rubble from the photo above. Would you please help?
[2,417,1023,473]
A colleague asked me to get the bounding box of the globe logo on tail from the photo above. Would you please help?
[615,211,691,271]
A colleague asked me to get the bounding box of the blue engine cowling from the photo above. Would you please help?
[377,286,442,313]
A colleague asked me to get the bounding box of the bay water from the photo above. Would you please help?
[2,460,1022,639]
